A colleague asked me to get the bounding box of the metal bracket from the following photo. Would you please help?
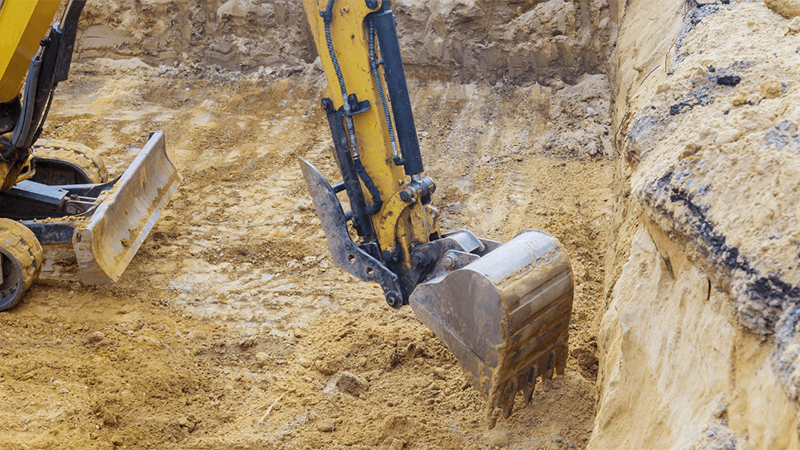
[300,158,404,307]
[20,221,74,244]
[410,230,495,281]
[377,189,414,258]
[8,180,68,207]
[2,179,106,218]
[342,97,370,117]
[322,98,375,239]
[377,176,437,260]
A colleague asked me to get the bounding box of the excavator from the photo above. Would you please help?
[0,0,180,310]
[301,0,574,426]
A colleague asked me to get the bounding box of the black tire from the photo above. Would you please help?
[0,219,43,311]
[30,140,108,185]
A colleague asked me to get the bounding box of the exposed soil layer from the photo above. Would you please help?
[74,0,617,86]
[0,57,613,449]
[593,1,800,448]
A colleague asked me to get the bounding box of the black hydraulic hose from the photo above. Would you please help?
[368,19,399,161]
[353,154,383,215]
[321,0,382,214]
[321,0,349,113]
[11,58,41,149]
[31,90,55,145]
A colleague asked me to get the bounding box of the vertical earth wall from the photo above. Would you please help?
[595,1,800,449]
[73,0,617,85]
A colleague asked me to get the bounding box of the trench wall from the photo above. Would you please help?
[74,0,616,85]
[594,1,800,448]
[75,0,317,71]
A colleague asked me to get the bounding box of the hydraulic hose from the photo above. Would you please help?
[369,19,399,161]
[321,0,349,113]
[353,153,382,215]
[321,0,383,215]
[11,58,41,150]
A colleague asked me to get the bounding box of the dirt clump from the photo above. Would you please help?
[765,0,800,18]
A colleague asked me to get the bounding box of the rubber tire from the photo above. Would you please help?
[30,140,108,185]
[0,219,44,312]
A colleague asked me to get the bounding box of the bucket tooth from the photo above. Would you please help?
[410,230,573,428]
[518,368,535,403]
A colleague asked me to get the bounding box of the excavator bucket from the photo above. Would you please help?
[73,131,180,284]
[409,231,573,428]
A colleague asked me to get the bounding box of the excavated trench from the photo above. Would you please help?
[0,1,798,449]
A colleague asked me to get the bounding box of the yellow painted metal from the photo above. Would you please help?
[378,188,437,258]
[0,162,11,190]
[0,0,61,104]
[0,153,34,190]
[303,0,436,266]
[13,154,35,184]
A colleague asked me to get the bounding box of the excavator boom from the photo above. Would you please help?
[301,0,574,426]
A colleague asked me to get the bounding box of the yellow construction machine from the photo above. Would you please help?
[301,0,574,426]
[0,0,180,310]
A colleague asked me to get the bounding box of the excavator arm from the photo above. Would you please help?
[301,0,439,307]
[301,0,575,427]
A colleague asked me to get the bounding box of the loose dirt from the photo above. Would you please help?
[0,52,612,449]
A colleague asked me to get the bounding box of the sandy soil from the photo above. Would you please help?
[5,1,799,449]
[0,57,612,450]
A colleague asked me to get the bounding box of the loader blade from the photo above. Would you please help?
[73,131,180,284]
[409,230,573,428]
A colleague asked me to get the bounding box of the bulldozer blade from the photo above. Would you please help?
[409,230,573,428]
[73,131,180,284]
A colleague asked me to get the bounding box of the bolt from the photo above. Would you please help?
[410,252,422,267]
[442,255,458,270]
[321,98,334,113]
[410,251,430,268]
[399,189,413,202]
[386,291,402,308]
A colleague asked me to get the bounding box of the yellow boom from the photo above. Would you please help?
[0,0,61,104]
